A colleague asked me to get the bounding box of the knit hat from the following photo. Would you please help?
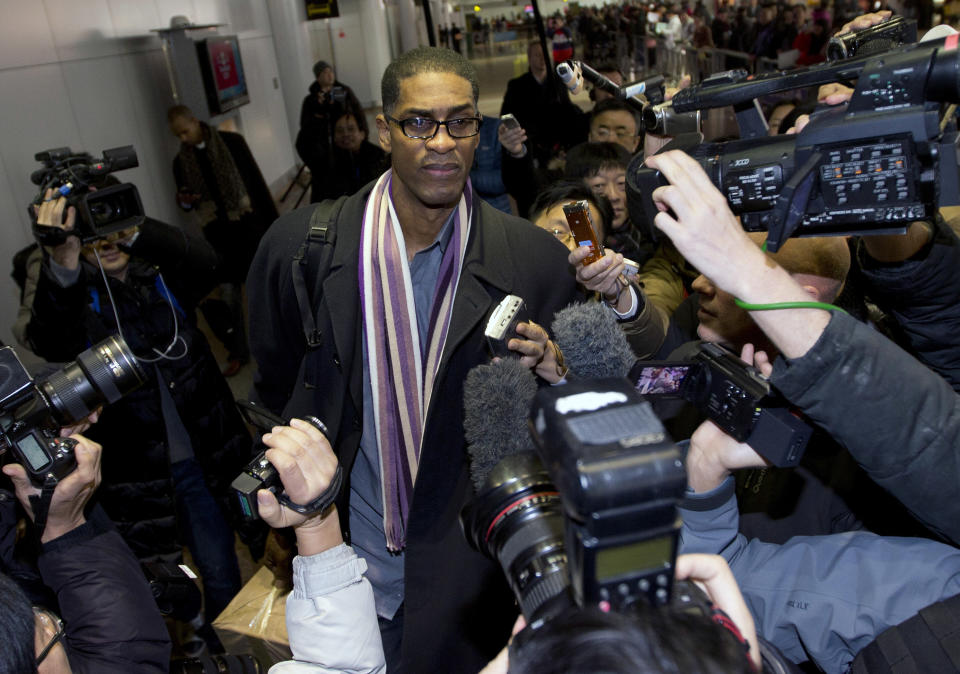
[313,60,333,77]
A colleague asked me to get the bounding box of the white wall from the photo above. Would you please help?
[0,0,296,347]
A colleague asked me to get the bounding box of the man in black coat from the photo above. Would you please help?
[296,60,364,204]
[19,197,253,640]
[169,104,278,375]
[248,47,579,673]
[310,109,389,202]
[500,41,586,171]
[1,433,171,673]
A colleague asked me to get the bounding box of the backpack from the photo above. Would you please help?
[291,196,348,352]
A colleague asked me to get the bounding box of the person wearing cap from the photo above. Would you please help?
[296,60,364,203]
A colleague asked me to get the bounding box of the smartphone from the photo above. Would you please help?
[485,295,531,358]
[500,113,521,131]
[563,200,604,265]
[236,399,287,433]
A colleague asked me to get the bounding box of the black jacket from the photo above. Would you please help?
[1,492,171,673]
[500,71,587,168]
[310,141,389,203]
[22,220,252,560]
[247,183,581,672]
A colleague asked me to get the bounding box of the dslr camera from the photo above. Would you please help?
[627,31,960,251]
[630,342,813,467]
[29,145,145,246]
[0,337,145,486]
[461,379,689,622]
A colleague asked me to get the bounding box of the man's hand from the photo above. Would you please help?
[837,10,892,36]
[497,122,528,158]
[569,246,624,294]
[645,150,765,299]
[675,554,761,671]
[35,188,81,271]
[686,419,768,493]
[257,419,344,556]
[2,433,102,543]
[507,321,551,377]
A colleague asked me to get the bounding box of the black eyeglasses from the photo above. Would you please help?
[34,607,64,666]
[385,115,482,139]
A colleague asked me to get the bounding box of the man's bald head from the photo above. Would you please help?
[748,232,851,302]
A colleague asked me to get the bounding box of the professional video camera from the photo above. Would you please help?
[626,28,960,251]
[631,342,812,467]
[29,145,146,246]
[460,378,689,623]
[0,337,145,487]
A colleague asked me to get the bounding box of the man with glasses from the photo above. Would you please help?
[587,99,643,154]
[248,46,579,673]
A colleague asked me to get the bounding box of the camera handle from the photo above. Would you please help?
[26,436,77,537]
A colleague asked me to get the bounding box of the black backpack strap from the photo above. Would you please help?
[852,594,960,674]
[291,196,347,349]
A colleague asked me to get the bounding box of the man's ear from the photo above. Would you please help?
[376,115,392,153]
[799,284,822,302]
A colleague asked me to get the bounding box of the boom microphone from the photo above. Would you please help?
[463,358,539,491]
[551,302,635,379]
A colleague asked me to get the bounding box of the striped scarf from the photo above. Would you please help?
[359,170,472,551]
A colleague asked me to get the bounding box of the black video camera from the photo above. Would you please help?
[460,379,688,623]
[29,145,145,246]
[231,400,339,521]
[630,342,813,467]
[627,32,960,252]
[0,337,145,486]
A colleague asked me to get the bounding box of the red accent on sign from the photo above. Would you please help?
[947,33,959,51]
[208,41,239,89]
[339,30,345,38]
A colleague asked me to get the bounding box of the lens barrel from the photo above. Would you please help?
[40,335,145,424]
[461,452,571,622]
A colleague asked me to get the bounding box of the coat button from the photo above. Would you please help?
[169,381,176,390]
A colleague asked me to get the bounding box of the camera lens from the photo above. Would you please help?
[88,199,120,225]
[461,452,570,622]
[40,335,145,424]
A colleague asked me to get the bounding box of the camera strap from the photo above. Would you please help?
[28,477,58,538]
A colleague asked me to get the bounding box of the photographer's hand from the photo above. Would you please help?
[645,150,831,359]
[2,433,102,543]
[497,122,528,158]
[35,188,81,271]
[568,247,632,313]
[675,554,761,670]
[507,321,551,377]
[837,10,892,36]
[257,418,342,556]
[686,419,769,493]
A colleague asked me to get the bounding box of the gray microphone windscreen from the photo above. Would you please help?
[552,301,636,379]
[463,357,539,491]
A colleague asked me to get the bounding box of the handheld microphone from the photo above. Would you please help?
[557,62,645,112]
[463,357,540,490]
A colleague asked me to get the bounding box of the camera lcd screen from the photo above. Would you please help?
[595,536,673,581]
[17,434,50,472]
[634,366,689,395]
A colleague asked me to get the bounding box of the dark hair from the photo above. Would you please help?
[0,573,38,674]
[564,142,632,180]
[333,108,369,137]
[381,47,479,115]
[166,104,195,124]
[529,180,614,239]
[508,603,754,674]
[590,99,643,140]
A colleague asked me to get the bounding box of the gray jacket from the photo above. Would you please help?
[680,476,960,673]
